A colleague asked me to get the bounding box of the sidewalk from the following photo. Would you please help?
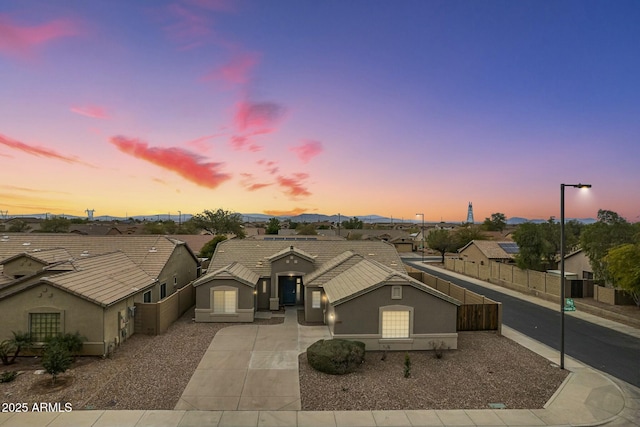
[1,299,638,425]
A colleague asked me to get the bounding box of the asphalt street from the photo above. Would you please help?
[404,258,640,388]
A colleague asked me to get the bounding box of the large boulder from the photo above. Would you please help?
[306,339,365,375]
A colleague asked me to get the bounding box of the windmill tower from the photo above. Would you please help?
[466,202,474,224]
[85,209,95,220]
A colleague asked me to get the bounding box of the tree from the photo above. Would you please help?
[453,225,486,249]
[8,220,30,232]
[200,235,227,259]
[266,218,280,235]
[192,209,246,238]
[482,212,507,232]
[40,216,71,233]
[512,222,553,271]
[296,223,317,235]
[426,229,457,263]
[342,217,363,229]
[42,342,71,384]
[580,210,635,283]
[606,243,640,307]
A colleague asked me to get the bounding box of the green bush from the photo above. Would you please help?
[46,332,85,355]
[42,343,71,384]
[0,371,17,383]
[307,339,365,375]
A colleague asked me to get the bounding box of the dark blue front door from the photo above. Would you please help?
[282,277,296,305]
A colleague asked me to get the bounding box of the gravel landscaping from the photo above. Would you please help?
[0,308,282,410]
[2,308,568,411]
[299,331,569,410]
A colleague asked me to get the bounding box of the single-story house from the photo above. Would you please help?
[563,249,594,280]
[458,240,518,265]
[193,240,460,350]
[0,234,200,355]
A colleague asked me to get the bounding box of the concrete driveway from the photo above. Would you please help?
[175,308,331,411]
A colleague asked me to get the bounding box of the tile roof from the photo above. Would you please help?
[0,233,193,278]
[458,240,517,260]
[322,258,461,306]
[0,252,156,307]
[304,251,364,287]
[193,261,260,288]
[0,249,68,266]
[266,245,316,263]
[209,240,406,277]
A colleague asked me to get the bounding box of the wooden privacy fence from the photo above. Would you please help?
[457,304,500,331]
[407,269,502,333]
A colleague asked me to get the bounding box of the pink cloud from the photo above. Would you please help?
[239,172,271,192]
[290,139,323,163]
[234,101,285,133]
[277,173,311,198]
[257,159,279,175]
[0,133,86,164]
[70,105,109,119]
[185,133,224,152]
[109,136,231,189]
[163,3,212,49]
[263,207,307,216]
[0,15,79,58]
[202,52,260,86]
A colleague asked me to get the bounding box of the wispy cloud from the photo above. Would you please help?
[109,136,231,189]
[290,139,323,163]
[239,172,271,191]
[277,173,311,198]
[0,133,87,165]
[202,52,260,87]
[70,105,109,119]
[0,14,79,58]
[185,133,225,152]
[234,101,285,133]
[0,185,70,195]
[257,159,279,175]
[263,207,308,216]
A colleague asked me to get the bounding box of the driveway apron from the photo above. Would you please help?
[175,308,331,411]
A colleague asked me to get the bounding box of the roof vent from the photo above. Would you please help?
[290,245,294,250]
[1,236,8,241]
[368,253,375,256]
[32,248,41,252]
[149,247,157,253]
[23,242,31,246]
[80,250,90,257]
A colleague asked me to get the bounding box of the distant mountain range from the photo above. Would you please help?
[4,212,597,225]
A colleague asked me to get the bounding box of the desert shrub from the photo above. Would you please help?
[42,342,71,384]
[46,332,85,355]
[307,339,365,375]
[0,371,17,383]
[404,352,412,378]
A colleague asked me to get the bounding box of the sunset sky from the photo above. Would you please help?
[1,0,639,222]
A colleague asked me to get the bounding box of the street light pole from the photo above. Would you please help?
[416,213,424,263]
[560,183,591,370]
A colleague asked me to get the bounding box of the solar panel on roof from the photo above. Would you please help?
[498,242,519,254]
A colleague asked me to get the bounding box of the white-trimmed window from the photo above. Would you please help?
[312,290,321,309]
[391,286,402,300]
[381,310,410,338]
[213,289,237,313]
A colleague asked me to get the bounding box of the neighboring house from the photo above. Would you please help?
[193,240,460,350]
[563,249,594,280]
[458,240,518,265]
[0,234,200,355]
[390,236,414,252]
[69,224,123,235]
[0,252,155,355]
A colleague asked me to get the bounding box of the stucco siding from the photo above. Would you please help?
[156,245,198,301]
[194,278,255,322]
[3,257,47,278]
[333,285,456,336]
[270,255,315,301]
[459,245,488,265]
[304,287,326,322]
[0,284,105,355]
